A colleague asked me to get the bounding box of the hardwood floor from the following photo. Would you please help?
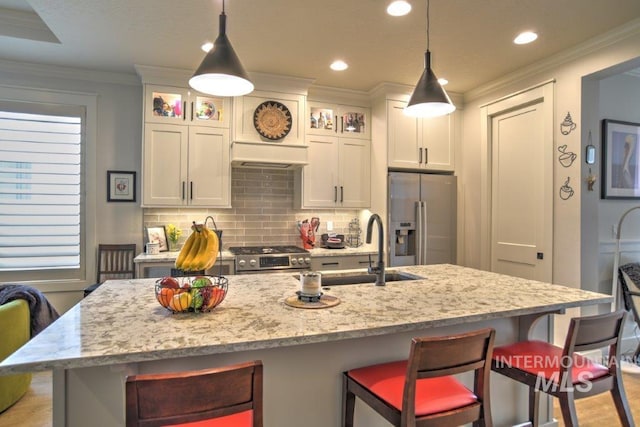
[0,370,639,426]
[0,371,51,427]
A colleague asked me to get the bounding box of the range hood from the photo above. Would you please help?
[231,140,308,169]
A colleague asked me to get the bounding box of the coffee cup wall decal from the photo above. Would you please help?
[559,177,574,200]
[560,112,577,135]
[557,144,577,168]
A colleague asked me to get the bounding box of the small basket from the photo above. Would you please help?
[155,276,228,313]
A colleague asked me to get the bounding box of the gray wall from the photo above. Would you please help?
[0,63,143,312]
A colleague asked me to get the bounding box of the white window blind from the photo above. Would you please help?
[0,110,82,272]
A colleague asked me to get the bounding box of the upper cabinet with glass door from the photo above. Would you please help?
[144,84,231,128]
[307,101,370,140]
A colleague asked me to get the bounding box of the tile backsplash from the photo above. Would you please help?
[143,168,363,249]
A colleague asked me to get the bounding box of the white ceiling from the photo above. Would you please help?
[0,0,639,93]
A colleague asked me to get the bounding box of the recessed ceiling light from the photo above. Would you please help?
[438,78,448,86]
[514,31,538,45]
[387,1,412,16]
[330,60,348,71]
[201,42,213,52]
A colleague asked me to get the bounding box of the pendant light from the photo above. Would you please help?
[404,0,455,117]
[189,0,254,97]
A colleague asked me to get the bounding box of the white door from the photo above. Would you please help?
[188,126,230,207]
[143,123,188,206]
[303,135,339,207]
[387,100,420,169]
[481,83,554,282]
[340,138,370,208]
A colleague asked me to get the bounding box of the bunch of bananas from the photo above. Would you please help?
[174,222,219,272]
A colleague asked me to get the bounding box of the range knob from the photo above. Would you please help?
[304,257,311,264]
[238,259,246,267]
[298,257,305,265]
[291,257,298,265]
[249,259,257,267]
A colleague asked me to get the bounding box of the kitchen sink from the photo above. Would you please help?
[294,271,422,286]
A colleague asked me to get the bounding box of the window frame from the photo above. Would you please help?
[0,85,97,292]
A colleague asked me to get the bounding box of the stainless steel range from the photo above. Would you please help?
[229,245,311,274]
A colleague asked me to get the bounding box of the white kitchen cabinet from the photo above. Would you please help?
[297,134,370,208]
[144,84,231,128]
[232,90,305,145]
[142,124,230,207]
[387,99,455,171]
[307,101,370,140]
[310,254,372,271]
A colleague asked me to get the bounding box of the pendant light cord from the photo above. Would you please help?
[426,0,430,51]
[222,0,225,13]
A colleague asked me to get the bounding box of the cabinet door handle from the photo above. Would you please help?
[424,147,428,164]
[182,181,186,200]
[321,262,340,266]
[341,116,344,133]
[183,101,187,121]
[190,181,193,200]
[334,186,337,203]
[335,115,338,133]
[190,102,194,121]
[358,260,370,265]
[340,186,344,203]
[419,148,423,163]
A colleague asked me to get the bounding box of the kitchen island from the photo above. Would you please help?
[0,265,611,426]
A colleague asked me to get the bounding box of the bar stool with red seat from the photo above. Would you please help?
[342,328,496,427]
[125,360,263,427]
[491,310,633,427]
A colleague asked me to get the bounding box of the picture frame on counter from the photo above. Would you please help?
[107,170,136,202]
[144,226,168,252]
[602,119,640,199]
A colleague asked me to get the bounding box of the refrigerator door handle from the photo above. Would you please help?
[416,201,423,263]
[422,201,428,264]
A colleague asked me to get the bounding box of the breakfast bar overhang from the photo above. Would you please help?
[0,265,612,427]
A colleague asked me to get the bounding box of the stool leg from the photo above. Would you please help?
[611,378,634,427]
[558,392,578,427]
[342,374,355,427]
[528,387,540,427]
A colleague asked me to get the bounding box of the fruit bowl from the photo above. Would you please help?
[155,275,228,313]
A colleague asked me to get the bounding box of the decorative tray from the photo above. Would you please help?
[253,100,292,140]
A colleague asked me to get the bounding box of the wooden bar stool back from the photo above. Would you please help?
[491,310,633,427]
[125,360,263,427]
[342,328,496,427]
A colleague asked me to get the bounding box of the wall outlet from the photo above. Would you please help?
[327,221,334,231]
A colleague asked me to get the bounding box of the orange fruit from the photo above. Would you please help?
[156,287,175,307]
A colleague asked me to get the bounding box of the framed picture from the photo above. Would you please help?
[107,171,136,202]
[144,226,168,252]
[602,119,640,199]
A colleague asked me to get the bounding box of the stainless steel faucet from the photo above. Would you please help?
[366,213,385,286]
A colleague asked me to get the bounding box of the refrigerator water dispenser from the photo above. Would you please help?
[394,228,415,257]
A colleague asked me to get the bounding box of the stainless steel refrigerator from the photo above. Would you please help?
[388,172,456,266]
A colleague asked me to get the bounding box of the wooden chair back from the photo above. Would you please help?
[564,310,626,356]
[403,328,496,425]
[96,244,136,283]
[125,360,263,427]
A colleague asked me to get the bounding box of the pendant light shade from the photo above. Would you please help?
[404,51,455,117]
[189,6,254,97]
[404,0,455,118]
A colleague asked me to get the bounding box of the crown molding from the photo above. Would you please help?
[464,18,640,103]
[0,58,140,86]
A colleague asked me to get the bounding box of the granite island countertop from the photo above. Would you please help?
[0,264,611,375]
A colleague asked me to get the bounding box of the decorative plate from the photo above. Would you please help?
[253,101,292,140]
[197,102,216,120]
